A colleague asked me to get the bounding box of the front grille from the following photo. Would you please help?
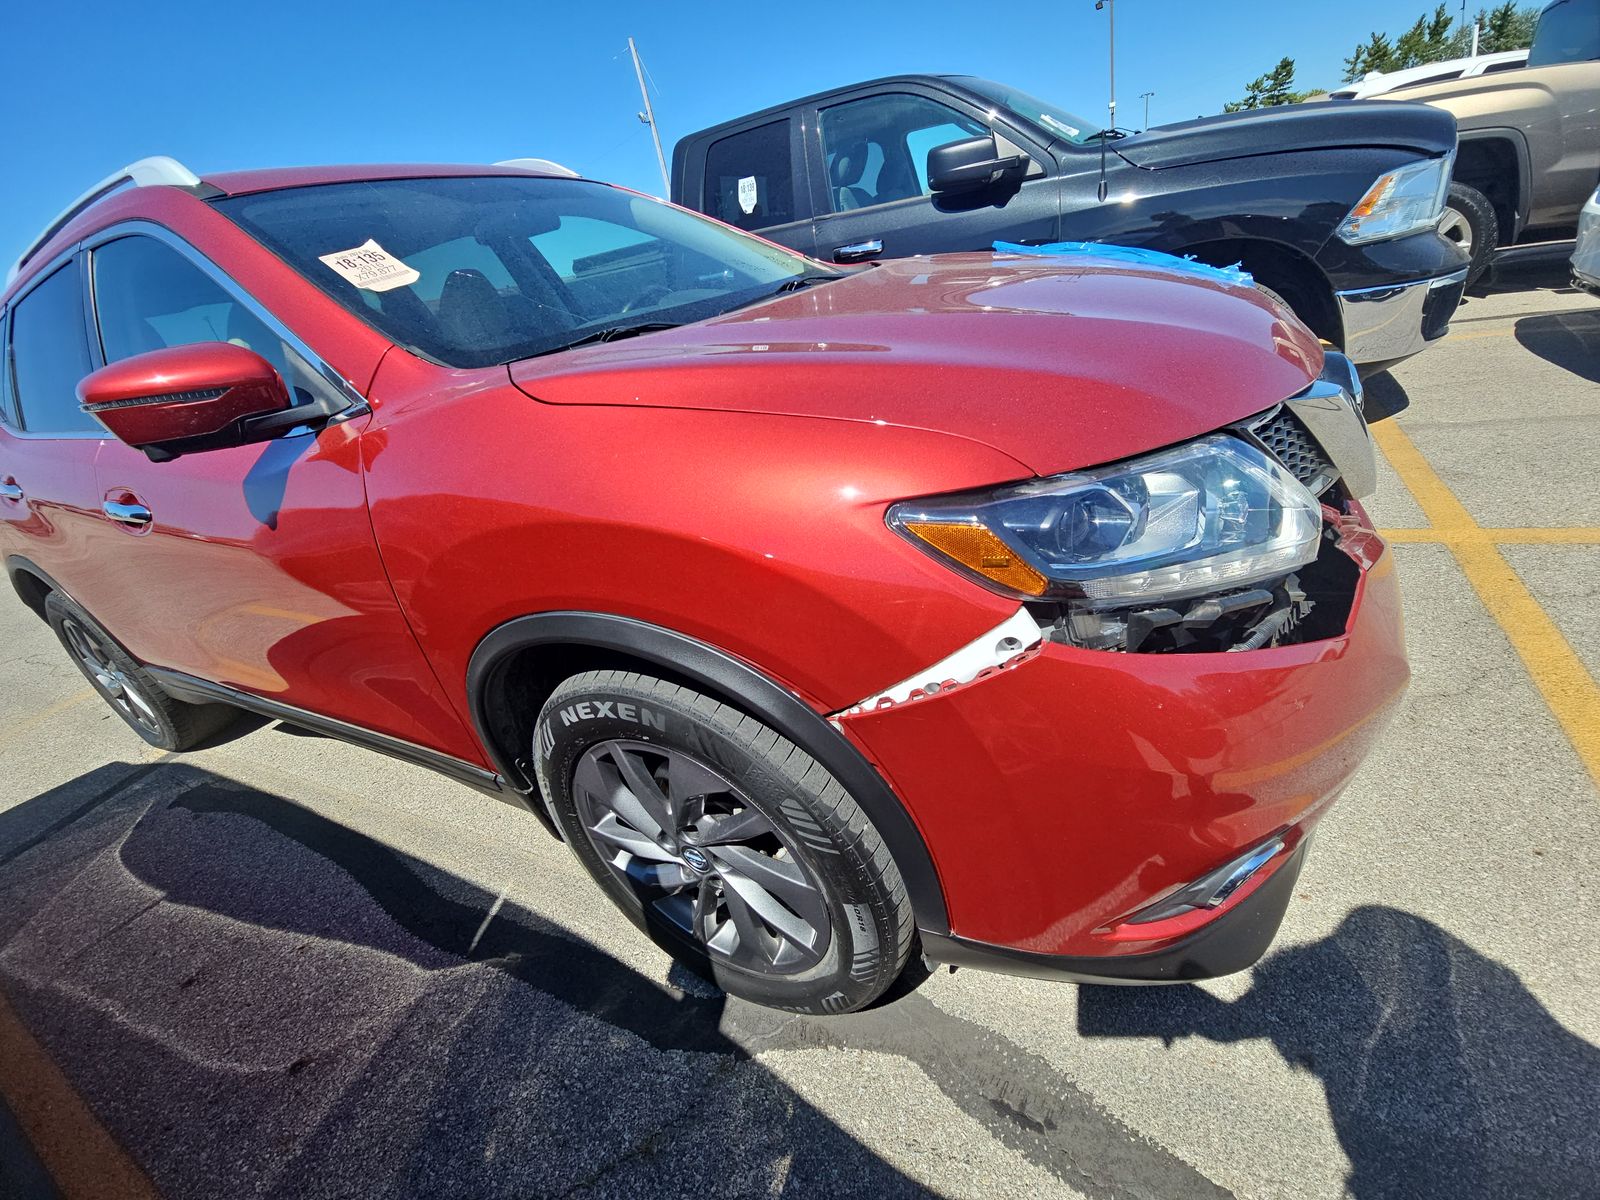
[1248,407,1337,494]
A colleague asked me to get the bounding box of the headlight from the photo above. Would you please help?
[1336,153,1454,245]
[889,435,1323,605]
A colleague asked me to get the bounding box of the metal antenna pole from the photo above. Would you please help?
[1095,0,1116,130]
[629,37,670,197]
[1140,91,1154,128]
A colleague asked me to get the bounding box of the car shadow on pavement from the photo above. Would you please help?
[1,762,1271,1199]
[0,762,933,1199]
[1515,310,1600,385]
[1077,906,1600,1199]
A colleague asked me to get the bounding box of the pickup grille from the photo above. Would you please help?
[1247,407,1337,495]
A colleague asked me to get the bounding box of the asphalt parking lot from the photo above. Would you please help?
[1,258,1597,1200]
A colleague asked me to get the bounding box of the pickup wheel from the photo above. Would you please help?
[534,669,915,1014]
[1440,182,1498,289]
[44,591,239,751]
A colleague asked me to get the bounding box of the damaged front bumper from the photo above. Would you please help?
[1335,267,1467,370]
[833,504,1408,980]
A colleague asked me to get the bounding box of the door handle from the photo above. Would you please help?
[103,500,153,528]
[833,239,883,264]
[0,479,22,502]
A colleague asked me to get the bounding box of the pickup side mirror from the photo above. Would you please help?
[77,342,293,460]
[927,135,1028,193]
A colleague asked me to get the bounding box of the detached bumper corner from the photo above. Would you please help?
[921,840,1309,985]
[1336,267,1467,368]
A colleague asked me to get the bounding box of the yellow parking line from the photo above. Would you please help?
[1380,527,1600,544]
[1445,328,1516,341]
[0,689,95,751]
[1373,421,1600,792]
[0,989,160,1199]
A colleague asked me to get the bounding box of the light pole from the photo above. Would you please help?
[1140,90,1154,128]
[1094,0,1116,131]
[628,37,671,198]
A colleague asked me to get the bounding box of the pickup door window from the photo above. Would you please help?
[703,119,796,232]
[819,95,986,212]
[809,91,1059,264]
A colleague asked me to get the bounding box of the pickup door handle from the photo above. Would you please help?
[103,500,153,528]
[832,239,883,264]
[0,479,22,502]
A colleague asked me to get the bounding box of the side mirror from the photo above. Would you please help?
[77,342,293,460]
[927,135,1028,193]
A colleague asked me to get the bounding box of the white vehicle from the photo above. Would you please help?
[1327,50,1529,100]
[1573,186,1600,296]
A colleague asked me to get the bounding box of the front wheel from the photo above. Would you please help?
[1439,182,1498,289]
[534,669,915,1014]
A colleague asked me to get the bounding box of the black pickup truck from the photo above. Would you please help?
[671,76,1471,372]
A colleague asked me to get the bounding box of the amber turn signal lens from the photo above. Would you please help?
[1349,173,1395,219]
[902,521,1048,597]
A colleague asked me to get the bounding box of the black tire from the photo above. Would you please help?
[45,591,239,751]
[534,669,914,1014]
[1440,182,1498,290]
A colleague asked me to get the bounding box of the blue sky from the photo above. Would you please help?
[4,0,1476,264]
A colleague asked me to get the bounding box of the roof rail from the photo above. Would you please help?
[6,156,204,286]
[493,157,580,178]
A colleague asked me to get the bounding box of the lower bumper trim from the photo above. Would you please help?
[1336,268,1467,367]
[920,842,1307,985]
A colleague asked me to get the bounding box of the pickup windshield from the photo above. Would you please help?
[956,78,1098,144]
[217,175,823,368]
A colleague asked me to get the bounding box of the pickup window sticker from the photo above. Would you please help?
[317,239,421,292]
[737,176,758,215]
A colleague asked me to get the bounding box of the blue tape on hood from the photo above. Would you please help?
[993,240,1253,287]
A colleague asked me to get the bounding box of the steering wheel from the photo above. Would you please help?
[621,284,672,315]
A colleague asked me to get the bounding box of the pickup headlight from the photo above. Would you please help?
[1336,153,1454,245]
[889,435,1323,605]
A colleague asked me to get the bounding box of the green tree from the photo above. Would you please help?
[1342,32,1397,82]
[1340,4,1540,83]
[1224,57,1314,112]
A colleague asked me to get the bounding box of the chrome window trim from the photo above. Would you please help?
[80,220,370,420]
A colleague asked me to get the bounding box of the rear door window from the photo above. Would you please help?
[703,120,795,231]
[0,311,17,427]
[10,261,101,435]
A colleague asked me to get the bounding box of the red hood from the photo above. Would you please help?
[510,252,1323,477]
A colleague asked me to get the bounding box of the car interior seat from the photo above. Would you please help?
[436,268,514,352]
[829,141,875,211]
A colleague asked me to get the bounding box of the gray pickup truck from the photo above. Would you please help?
[1393,0,1600,282]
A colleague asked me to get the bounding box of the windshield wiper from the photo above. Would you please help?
[772,273,844,293]
[541,321,682,355]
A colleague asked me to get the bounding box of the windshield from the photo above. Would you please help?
[956,78,1098,144]
[1527,0,1600,66]
[217,175,823,368]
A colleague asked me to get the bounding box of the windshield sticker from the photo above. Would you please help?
[318,239,421,292]
[737,176,758,215]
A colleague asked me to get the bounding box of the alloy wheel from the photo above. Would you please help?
[62,618,162,736]
[1437,206,1473,257]
[572,739,832,974]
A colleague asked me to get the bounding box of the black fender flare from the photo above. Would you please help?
[6,555,66,622]
[466,610,951,937]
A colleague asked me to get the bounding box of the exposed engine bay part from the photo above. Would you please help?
[1049,518,1364,655]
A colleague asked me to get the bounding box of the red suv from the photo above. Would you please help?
[0,157,1407,1013]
